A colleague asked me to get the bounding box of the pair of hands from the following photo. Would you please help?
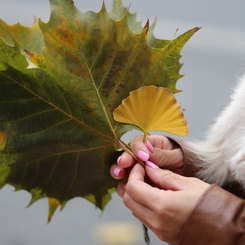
[110,135,210,244]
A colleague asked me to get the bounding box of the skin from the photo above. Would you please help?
[110,135,210,244]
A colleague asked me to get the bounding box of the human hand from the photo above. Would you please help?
[110,135,184,182]
[121,163,210,244]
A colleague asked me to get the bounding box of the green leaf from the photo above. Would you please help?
[0,130,6,151]
[0,0,198,213]
[0,18,43,53]
[109,1,200,93]
[109,0,143,33]
[48,198,61,223]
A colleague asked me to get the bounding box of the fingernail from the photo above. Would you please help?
[145,140,154,154]
[113,168,122,177]
[117,156,122,165]
[146,161,159,169]
[138,150,149,161]
[123,183,127,189]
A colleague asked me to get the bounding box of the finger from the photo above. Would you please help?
[126,163,163,210]
[119,135,176,169]
[117,182,127,198]
[150,148,184,170]
[110,164,126,180]
[130,135,177,162]
[117,151,136,168]
[116,135,150,170]
[130,135,150,161]
[123,192,153,226]
[145,167,189,191]
[123,193,155,241]
[146,135,176,151]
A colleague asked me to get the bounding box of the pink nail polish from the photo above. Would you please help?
[117,156,122,165]
[146,161,159,169]
[146,140,154,154]
[138,150,149,161]
[113,168,122,177]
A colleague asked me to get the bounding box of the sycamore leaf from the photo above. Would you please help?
[48,198,61,223]
[0,17,43,53]
[0,0,197,216]
[109,0,143,33]
[109,0,201,93]
[113,86,188,140]
[25,50,47,69]
[0,130,6,151]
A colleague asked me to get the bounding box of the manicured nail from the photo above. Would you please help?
[145,140,154,154]
[146,161,159,169]
[113,168,122,177]
[117,156,122,165]
[138,150,149,161]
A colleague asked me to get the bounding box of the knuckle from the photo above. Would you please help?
[156,149,167,166]
[122,193,130,207]
[130,135,145,153]
[125,181,133,195]
[151,221,163,235]
[130,135,143,148]
[154,203,166,216]
[161,169,173,177]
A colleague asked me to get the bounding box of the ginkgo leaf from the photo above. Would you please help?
[113,86,188,140]
[0,0,196,214]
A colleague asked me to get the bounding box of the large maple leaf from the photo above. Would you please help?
[0,0,199,217]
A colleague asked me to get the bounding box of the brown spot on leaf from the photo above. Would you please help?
[74,20,79,27]
[0,130,6,151]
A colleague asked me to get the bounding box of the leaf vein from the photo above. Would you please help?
[23,143,114,167]
[7,108,57,123]
[14,118,72,139]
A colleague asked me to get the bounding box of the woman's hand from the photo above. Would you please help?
[122,163,210,244]
[110,135,184,183]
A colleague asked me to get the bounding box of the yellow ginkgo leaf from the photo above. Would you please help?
[113,86,188,139]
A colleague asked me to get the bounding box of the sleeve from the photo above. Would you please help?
[175,139,204,178]
[179,184,245,245]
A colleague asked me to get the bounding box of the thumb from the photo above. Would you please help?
[145,166,189,191]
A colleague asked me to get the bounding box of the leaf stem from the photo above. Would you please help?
[117,140,145,168]
[118,139,131,151]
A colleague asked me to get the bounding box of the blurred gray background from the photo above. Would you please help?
[0,1,244,245]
